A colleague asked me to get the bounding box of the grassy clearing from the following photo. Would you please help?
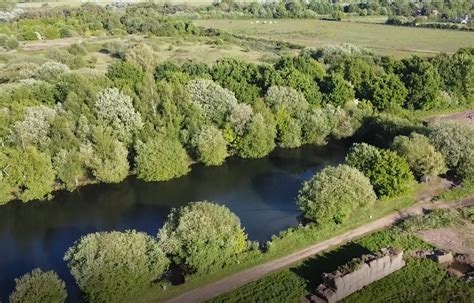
[194,19,474,57]
[211,208,474,303]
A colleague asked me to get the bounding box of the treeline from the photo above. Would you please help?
[0,3,209,44]
[7,119,473,302]
[1,40,473,204]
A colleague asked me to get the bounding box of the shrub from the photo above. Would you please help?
[9,268,67,303]
[346,143,414,197]
[135,136,190,182]
[194,126,228,166]
[59,28,75,38]
[159,201,247,273]
[0,62,38,83]
[5,37,19,50]
[297,165,376,225]
[64,230,169,303]
[392,133,446,178]
[35,61,70,82]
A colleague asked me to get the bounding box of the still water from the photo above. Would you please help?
[0,141,349,301]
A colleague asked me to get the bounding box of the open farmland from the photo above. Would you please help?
[194,19,474,57]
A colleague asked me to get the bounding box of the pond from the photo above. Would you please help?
[0,141,350,302]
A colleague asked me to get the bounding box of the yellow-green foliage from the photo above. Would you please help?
[9,268,67,303]
[159,201,248,274]
[64,230,169,303]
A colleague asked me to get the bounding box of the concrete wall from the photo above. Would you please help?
[312,248,405,303]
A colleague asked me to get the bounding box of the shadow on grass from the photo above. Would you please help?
[290,242,371,293]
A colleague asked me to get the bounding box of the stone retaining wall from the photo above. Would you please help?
[312,248,405,303]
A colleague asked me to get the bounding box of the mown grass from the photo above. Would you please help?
[211,208,474,303]
[194,19,474,57]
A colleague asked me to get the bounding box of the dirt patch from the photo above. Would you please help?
[415,176,453,203]
[426,110,474,124]
[418,223,474,256]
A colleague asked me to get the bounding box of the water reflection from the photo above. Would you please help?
[0,141,349,301]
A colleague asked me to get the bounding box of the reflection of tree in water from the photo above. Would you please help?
[0,180,138,242]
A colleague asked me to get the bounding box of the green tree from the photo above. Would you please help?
[0,146,55,204]
[159,201,247,273]
[360,73,408,110]
[9,268,67,303]
[237,113,276,159]
[95,88,143,144]
[392,133,446,178]
[53,149,87,191]
[211,58,262,104]
[297,165,376,225]
[64,230,169,303]
[186,79,238,127]
[83,127,129,183]
[346,143,414,197]
[135,135,190,182]
[396,56,441,109]
[321,72,355,106]
[194,126,228,166]
[429,122,474,180]
[302,108,332,145]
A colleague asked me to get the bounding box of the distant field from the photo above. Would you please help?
[13,0,239,8]
[194,19,474,57]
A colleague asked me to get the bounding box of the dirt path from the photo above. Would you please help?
[425,109,474,124]
[165,195,474,303]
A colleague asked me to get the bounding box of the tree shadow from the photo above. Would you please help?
[290,242,371,293]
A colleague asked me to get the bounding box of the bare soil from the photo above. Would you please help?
[418,224,474,257]
[426,109,474,124]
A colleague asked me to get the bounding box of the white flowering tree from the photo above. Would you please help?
[10,105,56,150]
[186,79,238,126]
[94,88,143,143]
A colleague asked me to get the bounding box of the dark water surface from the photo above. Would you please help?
[0,142,349,301]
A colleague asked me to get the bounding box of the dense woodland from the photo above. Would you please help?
[1,2,474,302]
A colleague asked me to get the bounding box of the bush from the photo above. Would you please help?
[5,37,20,50]
[35,61,70,82]
[346,143,414,197]
[135,135,190,182]
[9,268,67,303]
[59,28,75,38]
[64,230,169,303]
[297,164,376,225]
[194,126,228,166]
[392,133,446,178]
[159,201,247,273]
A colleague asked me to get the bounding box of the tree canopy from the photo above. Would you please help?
[64,230,169,303]
[297,165,376,225]
[159,201,247,273]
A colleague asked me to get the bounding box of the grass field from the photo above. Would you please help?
[194,19,474,57]
[210,208,474,303]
